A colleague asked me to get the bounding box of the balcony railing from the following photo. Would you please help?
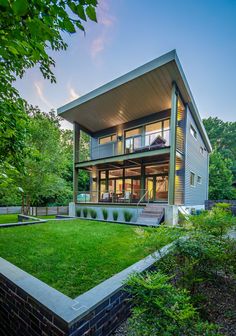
[77,189,148,204]
[90,129,170,160]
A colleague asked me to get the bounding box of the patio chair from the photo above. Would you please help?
[101,192,110,202]
[118,191,131,203]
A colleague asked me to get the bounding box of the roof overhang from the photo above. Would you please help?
[58,50,211,152]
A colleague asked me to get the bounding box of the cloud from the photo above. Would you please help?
[69,87,80,100]
[91,35,106,59]
[66,83,80,102]
[90,0,116,59]
[34,81,53,109]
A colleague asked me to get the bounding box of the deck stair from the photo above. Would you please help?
[136,204,165,226]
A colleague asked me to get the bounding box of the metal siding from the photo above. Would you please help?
[184,106,209,205]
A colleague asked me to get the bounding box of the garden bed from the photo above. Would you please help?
[0,219,180,298]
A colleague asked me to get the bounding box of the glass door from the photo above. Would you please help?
[145,177,154,201]
[155,175,168,201]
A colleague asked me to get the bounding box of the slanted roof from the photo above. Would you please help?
[58,50,212,152]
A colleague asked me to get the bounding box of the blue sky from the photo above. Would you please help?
[15,0,236,128]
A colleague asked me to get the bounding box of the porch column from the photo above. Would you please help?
[73,122,80,203]
[140,164,145,199]
[168,82,178,205]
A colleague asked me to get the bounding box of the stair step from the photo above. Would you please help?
[142,210,164,214]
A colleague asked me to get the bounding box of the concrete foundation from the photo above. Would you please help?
[165,205,179,226]
[69,202,76,217]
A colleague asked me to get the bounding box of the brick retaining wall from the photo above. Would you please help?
[0,243,174,336]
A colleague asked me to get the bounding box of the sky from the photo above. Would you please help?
[15,0,236,129]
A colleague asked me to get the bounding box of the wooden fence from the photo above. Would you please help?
[205,200,236,215]
[0,206,22,214]
[0,206,68,216]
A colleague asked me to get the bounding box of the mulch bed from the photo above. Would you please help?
[112,276,236,336]
[196,277,236,336]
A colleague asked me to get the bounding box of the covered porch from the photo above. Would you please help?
[77,152,171,204]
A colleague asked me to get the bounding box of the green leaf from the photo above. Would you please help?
[76,4,87,21]
[12,0,28,16]
[86,5,97,22]
[0,0,9,8]
[62,18,76,33]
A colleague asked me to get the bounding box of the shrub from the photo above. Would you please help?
[190,206,235,238]
[83,208,88,218]
[102,208,108,220]
[159,233,236,295]
[76,208,81,217]
[124,210,132,222]
[90,209,97,219]
[126,271,220,336]
[113,210,118,221]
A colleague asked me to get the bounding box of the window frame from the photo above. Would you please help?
[99,133,117,145]
[190,124,197,140]
[197,175,202,184]
[190,171,196,187]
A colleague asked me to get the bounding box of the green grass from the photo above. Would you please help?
[0,214,19,224]
[0,219,180,298]
[36,215,56,219]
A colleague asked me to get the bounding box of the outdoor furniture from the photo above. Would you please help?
[134,135,166,153]
[101,192,110,202]
[118,191,131,203]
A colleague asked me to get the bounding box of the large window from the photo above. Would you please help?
[124,127,142,153]
[99,134,117,145]
[145,164,169,175]
[125,167,141,176]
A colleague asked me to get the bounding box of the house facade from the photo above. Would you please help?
[58,50,211,224]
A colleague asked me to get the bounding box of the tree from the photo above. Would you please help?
[208,150,234,200]
[203,117,236,180]
[0,0,97,172]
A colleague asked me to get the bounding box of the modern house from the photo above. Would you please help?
[58,50,212,225]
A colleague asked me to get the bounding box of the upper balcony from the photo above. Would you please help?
[91,128,170,160]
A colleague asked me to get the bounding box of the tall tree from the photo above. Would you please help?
[0,0,97,173]
[208,150,234,200]
[203,117,236,180]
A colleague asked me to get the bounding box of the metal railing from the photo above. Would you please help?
[90,129,170,160]
[125,129,170,154]
[77,189,147,204]
[137,189,152,215]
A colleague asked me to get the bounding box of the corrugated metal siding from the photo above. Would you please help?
[184,106,209,205]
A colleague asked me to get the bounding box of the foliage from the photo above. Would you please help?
[0,219,176,298]
[113,210,118,221]
[190,205,235,238]
[124,210,133,222]
[76,208,81,217]
[0,0,97,178]
[126,271,221,336]
[102,208,108,220]
[159,207,236,294]
[89,208,97,219]
[0,106,91,207]
[203,117,236,180]
[208,150,234,200]
[134,226,183,254]
[82,207,88,218]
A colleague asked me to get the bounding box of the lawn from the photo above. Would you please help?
[0,219,181,298]
[0,214,19,224]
